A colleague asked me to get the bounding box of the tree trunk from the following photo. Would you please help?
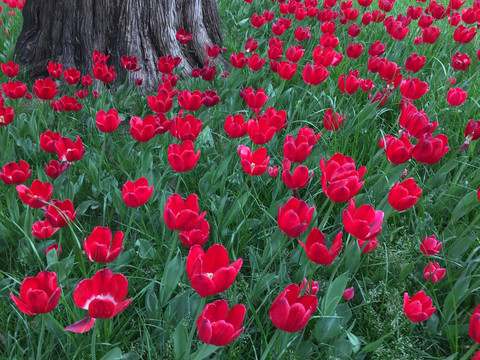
[14,0,224,90]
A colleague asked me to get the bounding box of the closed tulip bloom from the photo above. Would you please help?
[379,134,414,164]
[469,305,480,343]
[1,160,31,185]
[323,109,345,131]
[347,23,362,37]
[16,179,53,209]
[277,61,297,80]
[147,91,174,113]
[96,109,122,133]
[176,29,193,44]
[405,53,426,73]
[32,219,58,240]
[168,141,200,172]
[281,159,313,189]
[358,238,378,253]
[300,278,319,296]
[270,283,318,333]
[346,42,363,59]
[451,52,471,71]
[403,290,436,322]
[245,37,258,52]
[343,198,384,240]
[338,70,361,94]
[283,128,321,163]
[55,136,85,162]
[302,63,329,86]
[412,134,450,165]
[277,197,314,237]
[295,26,311,41]
[1,61,19,77]
[398,104,437,139]
[121,55,141,72]
[178,90,203,111]
[299,228,342,265]
[368,41,386,57]
[247,117,276,145]
[64,268,132,333]
[170,114,203,142]
[197,300,246,346]
[224,114,248,138]
[447,87,467,106]
[187,244,242,297]
[83,226,124,263]
[33,78,58,100]
[423,262,446,282]
[320,153,366,203]
[163,193,206,231]
[47,62,63,79]
[179,219,210,248]
[40,130,62,153]
[247,53,267,71]
[45,160,70,179]
[343,287,355,300]
[10,271,61,315]
[388,178,422,211]
[453,24,476,43]
[63,67,81,85]
[44,199,77,228]
[420,234,442,255]
[286,45,305,63]
[92,62,116,83]
[121,177,153,208]
[230,52,248,68]
[422,26,441,44]
[130,115,156,142]
[237,145,270,176]
[2,81,27,99]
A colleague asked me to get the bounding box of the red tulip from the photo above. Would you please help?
[197,300,246,346]
[230,52,248,69]
[237,145,270,176]
[55,136,85,162]
[346,42,363,59]
[147,90,174,113]
[10,271,61,315]
[379,134,414,164]
[47,62,63,79]
[294,26,311,41]
[121,55,141,72]
[63,67,81,85]
[453,24,476,43]
[420,234,442,255]
[2,81,27,99]
[245,37,258,52]
[400,77,429,101]
[286,45,305,63]
[44,199,77,228]
[422,26,441,44]
[247,117,276,145]
[412,134,450,165]
[81,75,93,86]
[16,179,53,209]
[83,226,124,263]
[403,290,436,322]
[302,63,329,86]
[250,13,266,28]
[358,238,379,253]
[343,287,355,300]
[31,78,58,100]
[130,115,156,142]
[92,62,116,83]
[277,197,314,237]
[343,198,384,240]
[447,87,467,106]
[298,228,342,265]
[1,61,19,77]
[32,219,58,240]
[45,243,62,258]
[388,178,422,211]
[96,109,122,133]
[451,52,471,71]
[283,127,321,163]
[405,53,426,73]
[178,90,203,111]
[347,23,362,37]
[0,105,14,126]
[470,305,480,343]
[163,193,206,231]
[187,244,242,297]
[320,153,366,203]
[1,160,31,185]
[300,278,319,296]
[168,141,200,172]
[247,53,266,71]
[157,55,181,74]
[170,114,203,142]
[398,104,437,139]
[423,262,446,282]
[179,219,210,248]
[281,159,313,190]
[176,29,193,44]
[277,61,297,80]
[64,268,132,333]
[58,95,82,112]
[224,114,248,138]
[121,177,153,208]
[323,109,345,131]
[368,41,386,57]
[269,283,317,332]
[45,160,70,179]
[338,70,361,94]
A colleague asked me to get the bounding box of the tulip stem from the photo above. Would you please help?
[318,200,335,231]
[124,208,136,241]
[459,343,479,360]
[36,314,46,360]
[259,329,280,360]
[186,297,206,359]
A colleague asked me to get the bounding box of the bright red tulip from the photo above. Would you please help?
[346,42,363,59]
[44,199,77,228]
[269,283,317,332]
[323,109,345,131]
[420,234,442,255]
[379,134,414,164]
[96,109,122,133]
[451,52,471,71]
[398,104,437,139]
[403,290,436,322]
[83,226,124,263]
[299,228,342,265]
[237,145,270,176]
[2,81,26,99]
[412,134,450,165]
[16,179,53,209]
[168,141,200,172]
[388,178,422,211]
[0,105,14,126]
[247,53,266,71]
[170,114,203,142]
[92,62,116,83]
[1,160,31,185]
[121,55,141,72]
[423,262,446,282]
[405,53,425,73]
[281,159,313,189]
[176,29,193,44]
[453,24,476,43]
[1,61,19,77]
[247,117,276,145]
[300,278,319,296]
[197,300,246,346]
[283,127,321,163]
[63,67,81,85]
[447,87,467,106]
[422,26,441,44]
[343,198,384,240]
[10,271,61,315]
[302,63,329,86]
[277,197,314,237]
[179,219,210,248]
[338,70,361,94]
[130,115,156,142]
[178,90,203,111]
[45,243,62,258]
[157,55,181,74]
[32,219,58,240]
[224,114,248,138]
[121,178,153,208]
[187,244,242,297]
[163,193,206,231]
[64,268,132,333]
[47,62,63,79]
[469,305,480,343]
[55,136,85,162]
[45,160,70,179]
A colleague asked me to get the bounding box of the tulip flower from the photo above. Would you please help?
[197,300,246,346]
[170,114,203,142]
[130,115,156,142]
[420,235,442,255]
[281,159,313,190]
[64,268,132,333]
[0,105,15,126]
[398,104,437,139]
[121,178,153,208]
[176,29,193,44]
[320,153,366,203]
[423,262,446,283]
[224,114,248,138]
[343,287,355,300]
[237,145,270,176]
[247,117,277,145]
[121,55,141,72]
[32,220,58,240]
[44,199,77,228]
[453,24,476,43]
[283,127,321,163]
[412,134,450,165]
[45,243,62,258]
[277,197,314,237]
[47,62,63,79]
[163,193,206,231]
[33,78,59,100]
[388,178,422,211]
[247,53,267,71]
[179,219,210,248]
[96,109,122,133]
[40,130,62,153]
[302,63,329,86]
[244,88,269,110]
[298,228,342,265]
[358,238,379,253]
[379,134,414,164]
[405,53,426,73]
[343,198,384,240]
[10,271,61,315]
[168,141,200,172]
[2,81,27,99]
[470,305,480,343]
[403,290,436,322]
[1,160,32,185]
[323,109,345,132]
[178,90,203,112]
[45,160,70,179]
[55,136,85,162]
[1,61,19,77]
[400,77,429,101]
[83,226,124,263]
[187,244,242,297]
[446,87,467,106]
[269,283,317,332]
[422,26,440,44]
[63,67,81,85]
[300,279,319,296]
[451,52,471,71]
[338,70,361,94]
[16,179,53,209]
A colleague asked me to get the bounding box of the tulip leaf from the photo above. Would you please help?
[451,191,477,223]
[443,275,470,323]
[159,252,182,305]
[100,347,123,360]
[135,239,156,260]
[321,271,349,316]
[173,323,188,360]
[76,200,99,216]
[190,344,218,360]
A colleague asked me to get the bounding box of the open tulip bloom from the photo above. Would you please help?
[64,268,132,333]
[403,290,436,322]
[298,228,343,265]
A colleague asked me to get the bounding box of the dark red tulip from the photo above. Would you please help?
[281,159,313,189]
[170,114,203,142]
[63,67,81,85]
[1,61,19,77]
[302,63,329,85]
[323,109,345,131]
[405,53,425,73]
[447,87,467,106]
[33,78,58,100]
[179,219,210,248]
[412,134,450,165]
[45,160,70,179]
[400,77,429,101]
[2,81,26,99]
[96,109,122,133]
[47,62,63,79]
[277,197,314,237]
[379,134,414,164]
[283,127,321,163]
[178,90,203,111]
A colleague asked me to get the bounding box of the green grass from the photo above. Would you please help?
[0,0,480,359]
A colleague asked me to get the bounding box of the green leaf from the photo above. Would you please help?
[135,239,156,260]
[321,271,349,316]
[76,200,99,216]
[443,275,470,322]
[159,252,182,305]
[173,323,188,360]
[100,347,123,360]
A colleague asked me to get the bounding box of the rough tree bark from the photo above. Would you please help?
[14,0,224,90]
